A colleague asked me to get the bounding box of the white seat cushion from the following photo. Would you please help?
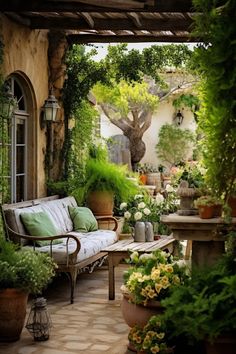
[33,229,118,264]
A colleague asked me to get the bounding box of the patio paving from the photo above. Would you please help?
[0,264,133,354]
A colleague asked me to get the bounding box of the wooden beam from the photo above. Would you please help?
[29,16,193,31]
[127,12,142,28]
[0,0,194,13]
[4,12,31,27]
[80,12,94,28]
[67,33,199,44]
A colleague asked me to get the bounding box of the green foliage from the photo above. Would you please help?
[63,45,107,118]
[93,80,159,117]
[172,93,200,118]
[0,239,56,294]
[173,162,206,189]
[61,45,106,181]
[78,158,139,204]
[194,195,219,207]
[104,43,193,84]
[160,254,236,343]
[155,124,195,168]
[192,0,236,198]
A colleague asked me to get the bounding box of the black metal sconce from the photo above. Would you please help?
[174,110,184,126]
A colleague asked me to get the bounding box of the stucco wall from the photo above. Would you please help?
[1,14,49,197]
[100,99,197,168]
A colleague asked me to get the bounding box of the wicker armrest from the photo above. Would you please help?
[96,216,118,231]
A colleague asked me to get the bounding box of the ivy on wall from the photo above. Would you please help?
[193,0,236,198]
[48,45,105,193]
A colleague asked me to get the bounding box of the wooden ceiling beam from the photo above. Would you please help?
[67,33,198,44]
[0,0,194,13]
[28,16,193,31]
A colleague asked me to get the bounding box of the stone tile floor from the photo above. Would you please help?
[0,264,134,354]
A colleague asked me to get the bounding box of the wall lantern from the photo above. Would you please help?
[0,82,17,118]
[42,89,60,122]
[26,297,52,341]
[174,110,184,126]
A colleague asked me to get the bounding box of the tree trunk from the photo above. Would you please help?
[124,131,146,170]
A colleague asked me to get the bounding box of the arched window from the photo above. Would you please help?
[0,76,30,203]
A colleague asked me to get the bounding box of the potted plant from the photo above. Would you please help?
[120,250,189,352]
[194,195,218,219]
[0,238,56,342]
[79,158,139,216]
[119,192,177,239]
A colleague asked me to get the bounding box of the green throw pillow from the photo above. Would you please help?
[68,206,98,232]
[20,211,62,247]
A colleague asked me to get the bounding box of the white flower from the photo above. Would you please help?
[124,211,131,219]
[139,253,155,261]
[138,202,146,209]
[130,251,139,261]
[120,202,127,209]
[134,211,142,220]
[165,184,174,193]
[155,193,164,205]
[143,208,151,215]
[134,194,143,200]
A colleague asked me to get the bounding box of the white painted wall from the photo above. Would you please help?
[100,99,197,167]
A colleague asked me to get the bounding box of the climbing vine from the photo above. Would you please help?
[47,44,106,193]
[193,0,236,198]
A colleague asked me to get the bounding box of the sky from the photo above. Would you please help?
[86,42,197,61]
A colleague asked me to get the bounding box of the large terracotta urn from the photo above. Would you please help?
[121,293,164,352]
[87,190,114,216]
[0,289,29,342]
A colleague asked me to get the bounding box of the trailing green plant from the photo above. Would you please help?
[192,0,236,201]
[0,239,57,294]
[155,124,195,169]
[61,45,107,182]
[77,158,139,205]
[172,93,200,122]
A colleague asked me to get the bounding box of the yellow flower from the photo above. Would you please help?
[151,268,160,280]
[165,264,174,273]
[156,332,165,339]
[155,283,163,294]
[147,288,156,299]
[172,275,180,284]
[160,275,170,289]
[151,344,160,353]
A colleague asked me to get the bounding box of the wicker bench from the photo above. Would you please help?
[1,195,118,303]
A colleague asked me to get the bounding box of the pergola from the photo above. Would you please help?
[0,0,198,44]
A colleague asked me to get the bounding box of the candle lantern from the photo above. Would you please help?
[26,297,52,341]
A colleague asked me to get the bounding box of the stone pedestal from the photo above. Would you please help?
[161,214,236,268]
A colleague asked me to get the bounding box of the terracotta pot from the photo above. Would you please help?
[139,174,147,185]
[205,333,236,354]
[198,205,214,219]
[0,288,29,342]
[121,293,163,328]
[87,190,114,216]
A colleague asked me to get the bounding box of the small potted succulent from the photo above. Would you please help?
[194,195,218,219]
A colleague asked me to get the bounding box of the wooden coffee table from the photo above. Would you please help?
[101,235,176,300]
